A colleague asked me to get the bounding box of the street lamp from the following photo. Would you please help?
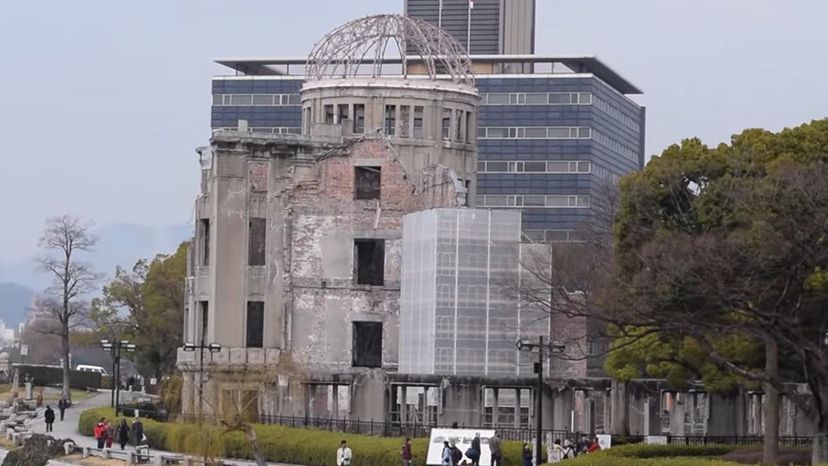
[182,342,222,421]
[101,339,136,410]
[516,336,565,466]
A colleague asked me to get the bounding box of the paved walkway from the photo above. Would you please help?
[21,391,302,466]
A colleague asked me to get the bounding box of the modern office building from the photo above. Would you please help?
[212,54,644,242]
[404,0,536,55]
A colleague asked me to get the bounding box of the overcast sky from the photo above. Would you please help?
[1,0,826,261]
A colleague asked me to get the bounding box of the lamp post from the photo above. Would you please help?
[516,336,565,466]
[182,342,222,421]
[101,339,136,410]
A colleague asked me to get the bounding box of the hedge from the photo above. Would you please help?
[15,364,101,390]
[80,407,528,466]
[539,444,740,466]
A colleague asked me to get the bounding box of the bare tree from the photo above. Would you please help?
[36,215,99,400]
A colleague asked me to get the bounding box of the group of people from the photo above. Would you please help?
[439,432,501,466]
[93,417,144,450]
[42,398,70,433]
[548,435,602,462]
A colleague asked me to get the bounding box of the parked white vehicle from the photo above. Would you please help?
[75,364,108,375]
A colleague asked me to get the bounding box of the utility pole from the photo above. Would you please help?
[517,336,565,466]
[101,339,136,410]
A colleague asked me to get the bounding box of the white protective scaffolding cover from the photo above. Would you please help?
[400,208,545,376]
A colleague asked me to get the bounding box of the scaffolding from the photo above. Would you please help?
[400,208,546,376]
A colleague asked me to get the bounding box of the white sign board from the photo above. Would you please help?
[596,434,612,450]
[427,428,496,466]
[645,435,668,445]
[19,345,28,356]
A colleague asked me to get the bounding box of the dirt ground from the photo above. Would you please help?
[59,453,125,466]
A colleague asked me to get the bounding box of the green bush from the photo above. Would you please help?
[599,444,733,458]
[17,365,101,390]
[80,406,530,466]
[543,457,743,466]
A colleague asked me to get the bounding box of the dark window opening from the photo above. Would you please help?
[354,166,381,200]
[354,239,385,285]
[246,301,264,348]
[454,110,463,142]
[399,106,411,137]
[324,105,334,124]
[199,301,209,344]
[384,105,396,135]
[199,219,210,266]
[337,104,349,124]
[413,106,424,138]
[353,104,365,133]
[441,108,451,140]
[465,111,473,143]
[352,321,383,368]
[248,217,266,266]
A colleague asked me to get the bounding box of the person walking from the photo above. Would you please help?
[441,441,452,466]
[117,419,130,450]
[132,417,144,446]
[467,432,481,466]
[94,418,107,449]
[521,443,532,466]
[401,437,413,466]
[43,405,55,432]
[336,439,352,466]
[57,398,68,421]
[105,420,114,448]
[489,432,502,466]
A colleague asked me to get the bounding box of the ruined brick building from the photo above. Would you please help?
[177,13,815,440]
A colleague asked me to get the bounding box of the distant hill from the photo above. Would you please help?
[0,282,34,329]
[0,222,192,301]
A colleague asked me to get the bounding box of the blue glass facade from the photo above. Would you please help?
[210,72,644,240]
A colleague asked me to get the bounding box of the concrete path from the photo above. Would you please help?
[21,391,302,466]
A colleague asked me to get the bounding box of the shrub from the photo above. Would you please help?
[79,406,529,466]
[599,444,734,458]
[17,365,101,390]
[543,457,743,466]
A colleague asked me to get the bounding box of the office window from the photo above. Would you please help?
[353,104,365,133]
[441,108,451,140]
[230,95,252,105]
[354,239,385,286]
[577,161,591,173]
[354,166,381,200]
[399,105,411,137]
[413,106,424,138]
[246,301,264,348]
[198,219,210,266]
[487,161,508,172]
[252,94,273,106]
[287,94,301,105]
[248,218,266,266]
[352,321,383,368]
[525,93,547,104]
[524,161,546,172]
[524,127,547,138]
[486,93,510,105]
[523,195,546,206]
[324,105,335,124]
[384,105,396,135]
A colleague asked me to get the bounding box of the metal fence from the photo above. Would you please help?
[175,413,814,448]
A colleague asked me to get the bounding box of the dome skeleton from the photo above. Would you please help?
[306,14,474,85]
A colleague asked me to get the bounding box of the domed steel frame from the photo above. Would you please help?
[307,14,474,85]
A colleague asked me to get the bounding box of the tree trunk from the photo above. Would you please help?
[763,337,779,465]
[245,425,267,466]
[610,379,629,437]
[61,329,72,401]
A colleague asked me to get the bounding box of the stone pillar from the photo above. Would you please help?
[610,380,629,436]
[400,386,408,424]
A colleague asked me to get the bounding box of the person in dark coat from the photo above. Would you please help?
[58,398,68,421]
[117,418,130,450]
[521,443,532,466]
[44,405,55,432]
[132,417,144,446]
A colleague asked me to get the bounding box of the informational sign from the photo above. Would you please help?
[427,428,496,466]
[19,345,28,356]
[596,434,612,450]
[645,435,668,445]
